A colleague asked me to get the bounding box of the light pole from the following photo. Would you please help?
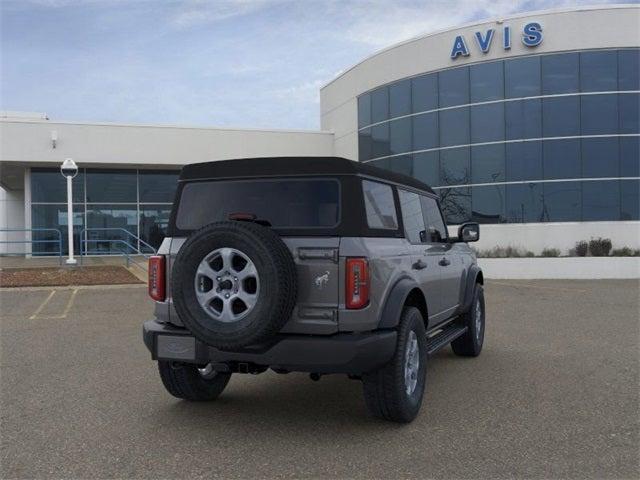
[60,158,78,265]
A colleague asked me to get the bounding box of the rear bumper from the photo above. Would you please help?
[143,319,397,375]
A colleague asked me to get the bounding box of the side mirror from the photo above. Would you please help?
[457,222,480,243]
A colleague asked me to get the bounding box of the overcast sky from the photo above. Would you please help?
[1,0,631,130]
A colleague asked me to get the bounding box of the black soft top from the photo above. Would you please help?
[179,156,434,195]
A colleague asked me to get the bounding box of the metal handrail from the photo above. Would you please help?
[0,228,63,264]
[79,228,157,269]
[81,227,156,254]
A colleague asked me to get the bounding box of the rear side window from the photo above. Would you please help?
[420,196,448,242]
[362,180,398,229]
[398,189,426,243]
[175,179,339,230]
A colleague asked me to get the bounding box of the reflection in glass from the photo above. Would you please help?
[505,99,542,140]
[139,171,179,203]
[470,103,505,143]
[371,87,389,124]
[371,123,390,158]
[439,108,469,147]
[86,169,137,203]
[542,52,579,94]
[412,112,438,151]
[31,204,84,255]
[438,187,471,225]
[621,180,640,220]
[86,205,138,254]
[506,142,543,182]
[358,94,371,128]
[140,205,171,250]
[398,190,425,243]
[439,67,469,108]
[472,185,505,223]
[619,93,639,134]
[505,56,541,98]
[542,182,581,222]
[618,49,640,91]
[620,136,640,177]
[542,96,580,137]
[413,152,439,187]
[387,155,413,176]
[583,181,620,221]
[580,51,617,92]
[506,183,543,223]
[412,73,438,113]
[389,117,412,155]
[470,61,504,102]
[31,168,85,203]
[362,180,397,229]
[440,148,470,186]
[390,79,411,118]
[359,128,372,161]
[471,144,505,184]
[582,137,619,178]
[581,94,618,135]
[543,139,581,180]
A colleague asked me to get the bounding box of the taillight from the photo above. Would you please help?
[148,255,166,302]
[346,257,369,309]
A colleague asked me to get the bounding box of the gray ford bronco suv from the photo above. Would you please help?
[143,156,485,423]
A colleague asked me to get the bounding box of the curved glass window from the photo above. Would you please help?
[413,112,438,151]
[471,103,504,143]
[412,73,438,113]
[390,79,411,118]
[370,86,389,124]
[581,94,618,135]
[542,52,579,94]
[543,182,581,222]
[440,148,469,186]
[542,96,580,137]
[543,139,581,180]
[506,142,542,182]
[505,56,540,98]
[580,51,618,92]
[505,99,541,140]
[470,61,504,102]
[439,108,469,147]
[582,137,619,178]
[439,67,469,108]
[471,144,505,184]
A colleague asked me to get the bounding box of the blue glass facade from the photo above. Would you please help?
[357,49,640,224]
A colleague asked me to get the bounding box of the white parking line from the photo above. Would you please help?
[29,290,56,319]
[28,288,80,320]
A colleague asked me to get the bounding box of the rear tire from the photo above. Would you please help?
[362,307,427,423]
[158,361,231,401]
[451,283,485,357]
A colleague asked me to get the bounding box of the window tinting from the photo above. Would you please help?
[439,108,469,147]
[580,51,618,92]
[359,127,372,161]
[398,190,426,243]
[471,144,505,184]
[618,49,640,91]
[542,52,579,94]
[506,141,543,182]
[543,182,581,222]
[440,147,470,186]
[620,136,640,177]
[176,179,340,230]
[581,94,618,135]
[413,152,439,187]
[371,87,389,124]
[387,155,413,176]
[362,180,398,229]
[412,73,438,113]
[506,183,543,223]
[505,99,542,140]
[582,137,619,178]
[31,168,85,203]
[543,139,581,180]
[31,204,84,255]
[439,67,469,108]
[86,169,137,203]
[582,181,620,221]
[472,185,505,224]
[358,94,371,128]
[542,96,580,137]
[139,171,178,203]
[140,205,171,250]
[371,123,390,158]
[505,56,541,98]
[420,195,447,241]
[621,180,640,220]
[439,187,471,224]
[86,205,138,254]
[470,61,504,102]
[412,112,438,151]
[471,103,504,143]
[619,93,639,134]
[389,117,412,155]
[390,79,411,118]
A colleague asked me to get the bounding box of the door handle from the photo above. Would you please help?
[412,259,427,270]
[438,257,450,267]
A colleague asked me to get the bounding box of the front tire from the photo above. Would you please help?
[451,283,485,357]
[362,307,427,423]
[158,361,231,401]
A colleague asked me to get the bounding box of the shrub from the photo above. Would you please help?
[589,237,612,257]
[574,241,589,257]
[540,248,561,257]
[611,247,640,257]
[477,246,535,258]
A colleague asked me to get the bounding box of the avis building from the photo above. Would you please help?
[1,5,638,256]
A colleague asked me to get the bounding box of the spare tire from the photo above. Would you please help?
[172,221,297,350]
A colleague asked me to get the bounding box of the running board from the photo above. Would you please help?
[426,325,468,356]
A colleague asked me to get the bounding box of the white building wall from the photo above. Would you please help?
[0,186,26,254]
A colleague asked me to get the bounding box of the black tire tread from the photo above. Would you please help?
[451,283,484,357]
[158,361,231,401]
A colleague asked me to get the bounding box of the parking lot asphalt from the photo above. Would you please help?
[1,280,639,479]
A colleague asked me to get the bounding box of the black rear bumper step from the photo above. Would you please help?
[426,325,467,356]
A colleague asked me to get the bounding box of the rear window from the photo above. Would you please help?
[175,178,340,230]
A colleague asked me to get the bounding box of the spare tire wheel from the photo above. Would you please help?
[172,221,297,350]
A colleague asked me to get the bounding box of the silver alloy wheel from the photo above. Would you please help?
[194,247,260,323]
[404,330,420,395]
[475,298,482,340]
[197,363,217,379]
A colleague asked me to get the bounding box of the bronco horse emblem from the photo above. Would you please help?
[315,271,330,289]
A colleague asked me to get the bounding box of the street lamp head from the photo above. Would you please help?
[60,158,78,178]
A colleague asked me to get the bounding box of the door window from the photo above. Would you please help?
[398,190,426,243]
[362,180,398,230]
[420,196,448,242]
